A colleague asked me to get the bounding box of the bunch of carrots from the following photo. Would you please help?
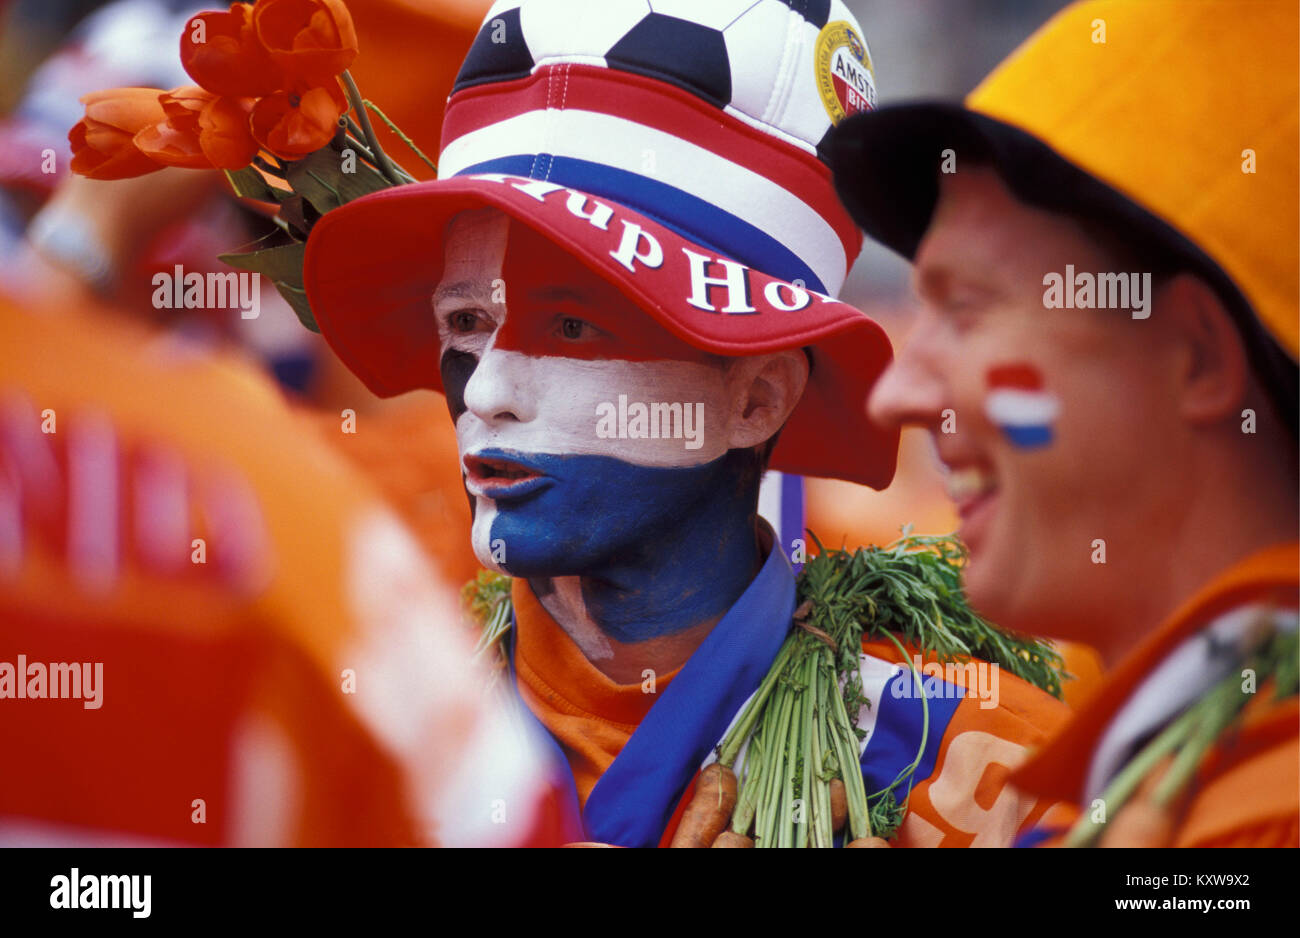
[670,532,1065,848]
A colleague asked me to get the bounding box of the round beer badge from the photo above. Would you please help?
[814,20,876,123]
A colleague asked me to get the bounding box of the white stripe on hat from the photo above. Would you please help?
[440,108,850,296]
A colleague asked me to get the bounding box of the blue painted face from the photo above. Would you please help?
[432,211,768,641]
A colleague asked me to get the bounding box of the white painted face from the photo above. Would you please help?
[431,209,749,575]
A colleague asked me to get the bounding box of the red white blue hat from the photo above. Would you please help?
[304,0,898,487]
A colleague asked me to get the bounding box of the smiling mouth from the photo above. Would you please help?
[462,452,551,499]
[940,461,1000,555]
[945,465,998,517]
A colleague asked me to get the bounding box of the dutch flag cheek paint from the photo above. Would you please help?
[983,363,1061,449]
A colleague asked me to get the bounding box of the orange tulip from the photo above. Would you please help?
[199,94,261,168]
[254,0,358,88]
[69,88,168,179]
[250,79,346,160]
[181,3,283,98]
[135,87,259,170]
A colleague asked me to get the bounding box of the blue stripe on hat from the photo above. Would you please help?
[456,155,827,292]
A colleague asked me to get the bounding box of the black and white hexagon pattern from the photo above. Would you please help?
[453,0,871,159]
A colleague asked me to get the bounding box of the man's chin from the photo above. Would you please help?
[470,518,603,579]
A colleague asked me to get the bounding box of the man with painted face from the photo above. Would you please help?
[830,0,1298,846]
[304,0,1069,846]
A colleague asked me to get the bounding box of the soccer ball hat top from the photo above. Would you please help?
[303,0,899,488]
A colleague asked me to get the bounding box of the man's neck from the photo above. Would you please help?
[532,578,730,683]
[1089,443,1298,667]
[529,495,768,683]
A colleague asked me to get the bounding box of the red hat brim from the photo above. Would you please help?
[303,173,898,489]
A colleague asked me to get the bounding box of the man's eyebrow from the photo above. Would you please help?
[432,280,490,303]
[913,256,1003,309]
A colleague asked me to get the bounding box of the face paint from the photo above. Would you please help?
[433,211,763,641]
[983,363,1061,449]
[435,208,510,424]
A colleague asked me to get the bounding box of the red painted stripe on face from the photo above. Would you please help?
[490,220,720,364]
[987,363,1044,390]
[440,64,861,266]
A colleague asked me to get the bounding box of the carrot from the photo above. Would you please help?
[829,778,847,832]
[669,763,738,848]
[711,831,755,848]
[845,837,891,848]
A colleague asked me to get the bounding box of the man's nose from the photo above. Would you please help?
[867,331,948,431]
[461,346,538,424]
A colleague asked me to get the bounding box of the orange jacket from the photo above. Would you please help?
[1011,542,1299,847]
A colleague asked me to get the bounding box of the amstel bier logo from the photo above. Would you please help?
[814,20,876,124]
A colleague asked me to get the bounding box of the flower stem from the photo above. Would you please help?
[341,70,403,186]
[340,120,379,162]
[342,119,416,183]
[363,99,438,175]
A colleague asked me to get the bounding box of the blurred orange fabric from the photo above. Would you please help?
[315,394,481,588]
[0,298,542,846]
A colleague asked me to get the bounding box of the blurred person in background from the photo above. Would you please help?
[0,0,560,846]
[0,289,566,846]
[3,0,489,579]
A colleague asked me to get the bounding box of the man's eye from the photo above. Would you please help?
[558,316,593,341]
[939,297,986,334]
[449,309,487,334]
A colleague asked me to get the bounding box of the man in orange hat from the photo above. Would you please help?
[303,0,1071,847]
[831,0,1298,846]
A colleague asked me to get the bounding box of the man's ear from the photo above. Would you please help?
[1157,273,1250,424]
[724,349,810,450]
